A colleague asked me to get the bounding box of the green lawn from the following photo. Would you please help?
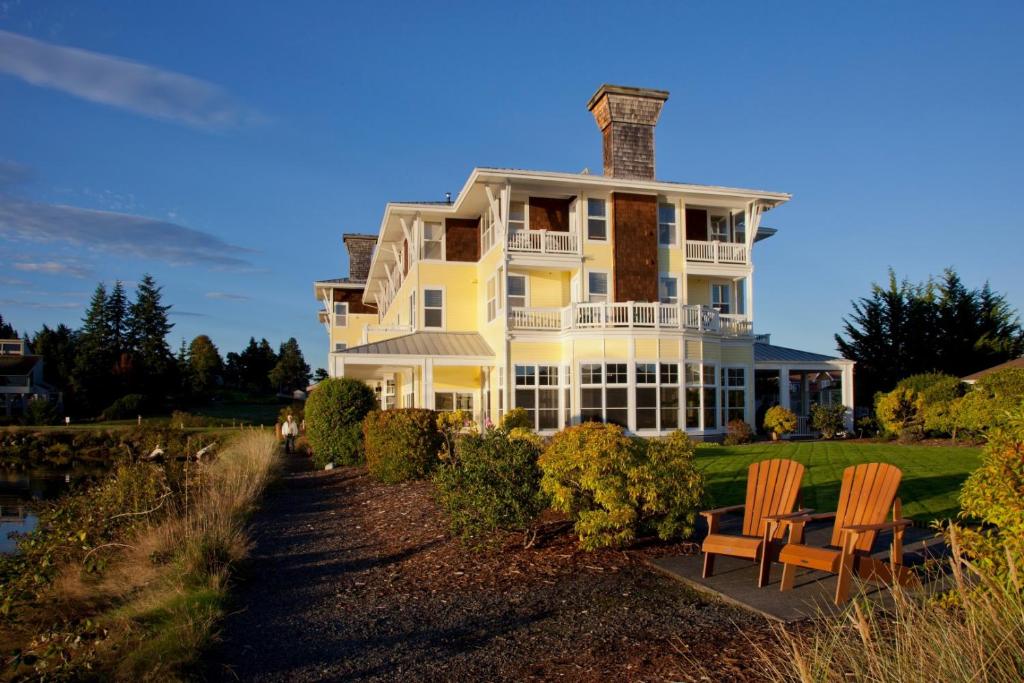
[695,440,982,522]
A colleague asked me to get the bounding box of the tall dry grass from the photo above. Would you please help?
[757,532,1024,683]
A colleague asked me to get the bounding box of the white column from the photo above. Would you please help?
[745,272,754,322]
[423,358,434,409]
[778,367,790,411]
[334,356,345,379]
[842,363,855,432]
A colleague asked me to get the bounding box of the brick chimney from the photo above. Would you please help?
[342,233,377,283]
[587,84,669,180]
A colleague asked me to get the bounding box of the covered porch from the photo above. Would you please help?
[330,332,495,426]
[752,339,855,436]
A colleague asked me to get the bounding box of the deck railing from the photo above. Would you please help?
[508,229,581,255]
[685,239,748,264]
[508,302,753,336]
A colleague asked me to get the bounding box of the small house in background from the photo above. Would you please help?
[961,357,1024,385]
[0,339,59,418]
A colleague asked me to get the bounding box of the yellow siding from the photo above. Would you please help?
[330,313,376,350]
[701,342,722,363]
[511,341,563,364]
[660,338,682,359]
[418,261,478,331]
[525,270,569,308]
[635,338,659,359]
[658,247,684,282]
[573,339,604,359]
[722,343,754,364]
[687,276,710,307]
[685,339,702,359]
[380,261,420,328]
[604,338,628,358]
[433,365,480,392]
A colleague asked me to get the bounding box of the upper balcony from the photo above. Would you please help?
[684,239,748,265]
[508,302,752,336]
[506,228,582,267]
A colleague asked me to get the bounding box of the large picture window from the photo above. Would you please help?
[634,362,681,431]
[514,364,565,430]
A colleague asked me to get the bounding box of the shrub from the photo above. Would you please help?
[363,409,443,484]
[724,419,754,446]
[305,378,376,466]
[433,428,546,542]
[949,406,1024,586]
[500,407,532,430]
[277,401,305,426]
[763,405,797,439]
[100,394,148,421]
[22,398,59,426]
[539,423,704,550]
[953,368,1024,436]
[896,372,963,404]
[875,387,924,435]
[810,403,847,438]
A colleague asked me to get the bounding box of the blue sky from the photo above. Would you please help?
[1,1,1022,369]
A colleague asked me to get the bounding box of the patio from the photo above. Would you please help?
[648,515,949,622]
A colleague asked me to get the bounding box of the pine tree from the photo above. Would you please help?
[31,324,78,391]
[127,274,174,399]
[0,313,17,339]
[72,283,114,413]
[188,335,223,397]
[269,338,310,394]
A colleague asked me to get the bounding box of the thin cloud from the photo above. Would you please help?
[0,29,259,129]
[170,310,207,318]
[0,196,256,269]
[13,260,93,278]
[0,159,33,189]
[0,298,82,310]
[205,291,250,301]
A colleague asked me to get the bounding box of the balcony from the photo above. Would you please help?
[685,240,747,264]
[508,229,581,256]
[508,302,753,336]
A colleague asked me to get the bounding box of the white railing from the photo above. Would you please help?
[508,229,581,255]
[361,324,413,344]
[685,240,748,264]
[508,302,753,336]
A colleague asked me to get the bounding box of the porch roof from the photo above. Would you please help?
[339,331,494,358]
[754,343,846,364]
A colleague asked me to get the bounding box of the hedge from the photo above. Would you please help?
[363,409,443,484]
[305,377,377,467]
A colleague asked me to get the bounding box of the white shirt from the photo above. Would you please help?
[282,420,298,436]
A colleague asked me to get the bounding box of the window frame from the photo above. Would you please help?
[434,391,473,413]
[586,270,609,304]
[658,201,678,247]
[408,291,417,329]
[513,363,566,432]
[508,200,527,233]
[333,342,347,352]
[421,221,445,261]
[423,286,445,329]
[635,361,681,432]
[586,197,608,241]
[659,275,679,305]
[722,366,747,425]
[507,273,528,309]
[711,283,732,315]
[579,361,629,429]
[333,301,348,327]
[486,274,497,322]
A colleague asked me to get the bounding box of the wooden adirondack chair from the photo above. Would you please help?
[775,462,916,605]
[700,458,807,587]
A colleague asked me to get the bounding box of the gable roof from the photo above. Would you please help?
[339,332,494,358]
[754,343,843,364]
[962,357,1024,382]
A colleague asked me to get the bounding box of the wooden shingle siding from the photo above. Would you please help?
[528,197,571,232]
[333,288,375,314]
[445,217,480,262]
[612,192,658,302]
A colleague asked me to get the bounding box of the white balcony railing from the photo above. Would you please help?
[685,240,748,264]
[509,302,753,336]
[508,229,581,256]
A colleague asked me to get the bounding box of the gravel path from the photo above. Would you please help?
[208,457,776,682]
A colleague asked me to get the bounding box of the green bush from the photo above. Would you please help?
[538,423,704,550]
[954,368,1024,436]
[949,406,1024,588]
[500,407,532,430]
[810,403,847,438]
[876,387,924,435]
[763,405,797,438]
[100,394,148,421]
[363,409,443,484]
[22,398,59,426]
[277,401,305,426]
[723,419,753,446]
[897,373,963,404]
[305,378,376,466]
[433,428,546,542]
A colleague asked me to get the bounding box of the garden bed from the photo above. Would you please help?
[210,459,779,682]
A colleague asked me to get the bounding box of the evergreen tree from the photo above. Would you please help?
[72,283,114,413]
[188,335,223,396]
[312,367,329,383]
[0,313,17,339]
[269,338,310,394]
[127,274,174,398]
[31,324,78,391]
[223,351,243,388]
[236,337,277,393]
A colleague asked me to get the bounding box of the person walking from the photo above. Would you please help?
[282,413,298,454]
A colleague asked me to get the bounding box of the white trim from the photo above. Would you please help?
[422,285,446,330]
[584,195,609,242]
[507,271,528,309]
[586,269,610,303]
[657,199,679,247]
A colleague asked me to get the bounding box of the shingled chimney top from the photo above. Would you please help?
[587,84,669,180]
[342,233,377,283]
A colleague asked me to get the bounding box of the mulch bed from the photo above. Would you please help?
[208,457,781,682]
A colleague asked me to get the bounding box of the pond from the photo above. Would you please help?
[0,466,106,554]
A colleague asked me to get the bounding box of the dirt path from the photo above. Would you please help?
[208,457,775,681]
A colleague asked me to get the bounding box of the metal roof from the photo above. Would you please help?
[340,332,494,357]
[962,357,1024,382]
[754,343,842,364]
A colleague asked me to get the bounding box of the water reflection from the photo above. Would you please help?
[1,468,103,554]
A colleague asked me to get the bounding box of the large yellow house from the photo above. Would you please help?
[314,84,854,438]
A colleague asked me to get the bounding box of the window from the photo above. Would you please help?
[508,201,526,232]
[481,207,495,253]
[333,302,348,327]
[660,363,680,430]
[703,364,719,429]
[382,378,396,410]
[635,362,680,431]
[409,291,417,329]
[659,276,678,305]
[435,392,472,412]
[334,342,347,352]
[514,364,564,430]
[723,367,747,424]
[486,275,497,322]
[587,272,609,303]
[736,278,746,316]
[733,212,746,244]
[685,362,712,430]
[711,283,731,314]
[424,288,443,328]
[508,274,527,308]
[658,202,677,246]
[422,221,444,260]
[710,215,729,241]
[587,198,607,240]
[580,362,628,428]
